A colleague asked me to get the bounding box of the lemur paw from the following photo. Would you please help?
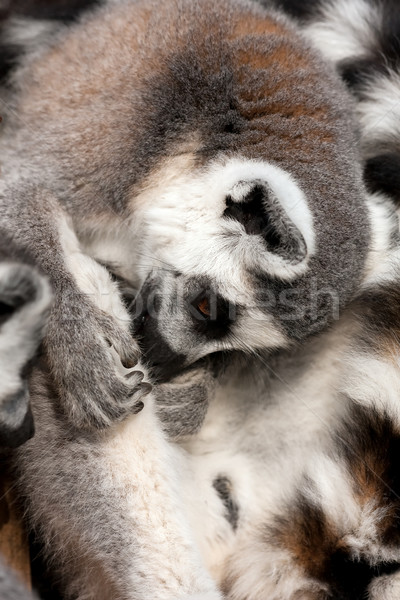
[45,293,152,431]
[0,263,51,447]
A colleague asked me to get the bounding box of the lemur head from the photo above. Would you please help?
[1,0,371,380]
[119,0,370,380]
[129,152,369,380]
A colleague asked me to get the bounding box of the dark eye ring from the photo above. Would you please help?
[0,300,16,326]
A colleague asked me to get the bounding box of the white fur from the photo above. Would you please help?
[133,156,315,294]
[304,0,379,62]
[341,352,400,428]
[225,536,319,600]
[101,398,221,600]
[357,71,400,151]
[59,215,132,330]
[229,306,288,354]
[4,18,57,51]
[362,194,400,288]
[306,455,361,529]
[369,571,400,600]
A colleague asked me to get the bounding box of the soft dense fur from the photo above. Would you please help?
[216,1,400,597]
[269,0,400,204]
[0,0,370,390]
[0,0,399,599]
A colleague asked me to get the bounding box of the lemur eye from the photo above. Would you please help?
[189,289,236,340]
[197,297,211,318]
[190,292,214,321]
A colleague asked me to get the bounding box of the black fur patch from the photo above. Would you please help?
[338,57,385,89]
[6,0,102,22]
[224,184,306,262]
[337,402,400,546]
[364,153,400,201]
[213,475,239,530]
[133,319,186,384]
[29,531,64,600]
[357,283,400,343]
[259,0,323,21]
[129,281,187,383]
[189,288,236,341]
[0,299,15,327]
[0,40,19,87]
[324,550,399,600]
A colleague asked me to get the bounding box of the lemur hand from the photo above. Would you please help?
[45,289,151,431]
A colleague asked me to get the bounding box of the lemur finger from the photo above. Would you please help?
[138,382,152,396]
[123,380,152,402]
[101,315,140,364]
[132,400,144,414]
[125,370,144,383]
[124,374,152,400]
[110,376,152,411]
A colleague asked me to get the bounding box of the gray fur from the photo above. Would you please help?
[16,366,144,600]
[0,0,383,598]
[0,0,370,388]
[0,185,148,431]
[154,364,216,440]
[0,559,37,600]
[15,362,222,600]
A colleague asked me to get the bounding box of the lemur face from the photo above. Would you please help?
[128,158,314,379]
[128,156,369,381]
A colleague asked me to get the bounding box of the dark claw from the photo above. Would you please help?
[139,382,152,396]
[133,401,145,414]
[121,356,140,369]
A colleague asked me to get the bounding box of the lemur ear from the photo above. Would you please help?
[223,181,307,263]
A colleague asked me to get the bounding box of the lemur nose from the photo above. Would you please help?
[223,181,307,263]
[131,305,150,337]
[130,305,186,383]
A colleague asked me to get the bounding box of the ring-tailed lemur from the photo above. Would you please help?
[0,0,369,392]
[0,0,392,599]
[188,1,400,598]
[215,1,400,598]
